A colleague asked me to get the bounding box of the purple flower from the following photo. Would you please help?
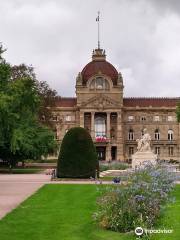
[134,195,145,201]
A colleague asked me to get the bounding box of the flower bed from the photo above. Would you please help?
[96,136,107,142]
[94,164,175,233]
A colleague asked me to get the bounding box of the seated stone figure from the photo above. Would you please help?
[132,128,157,169]
[136,128,151,152]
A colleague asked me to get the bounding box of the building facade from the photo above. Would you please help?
[51,48,180,162]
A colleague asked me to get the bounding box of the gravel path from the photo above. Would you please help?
[0,174,51,219]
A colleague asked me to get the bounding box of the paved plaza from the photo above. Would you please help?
[0,173,102,219]
[0,173,51,219]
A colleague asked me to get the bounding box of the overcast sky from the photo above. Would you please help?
[1,0,180,97]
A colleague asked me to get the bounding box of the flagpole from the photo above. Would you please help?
[97,11,100,49]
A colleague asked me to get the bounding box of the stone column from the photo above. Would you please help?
[91,112,95,140]
[117,110,125,161]
[106,144,111,162]
[80,111,84,128]
[105,113,111,162]
[106,112,111,139]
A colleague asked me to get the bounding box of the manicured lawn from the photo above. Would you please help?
[151,185,180,240]
[0,168,42,174]
[0,184,179,240]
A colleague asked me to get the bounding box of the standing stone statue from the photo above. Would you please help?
[132,129,157,169]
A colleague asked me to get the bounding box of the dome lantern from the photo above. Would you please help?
[92,48,106,61]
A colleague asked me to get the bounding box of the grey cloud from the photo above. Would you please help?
[149,0,180,14]
[0,0,180,97]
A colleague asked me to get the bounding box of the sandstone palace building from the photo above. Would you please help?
[51,48,180,162]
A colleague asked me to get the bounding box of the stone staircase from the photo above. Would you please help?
[100,169,130,177]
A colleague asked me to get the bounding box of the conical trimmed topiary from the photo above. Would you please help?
[57,127,98,178]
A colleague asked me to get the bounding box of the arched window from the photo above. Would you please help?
[168,129,173,141]
[155,129,160,140]
[90,77,110,90]
[95,116,106,137]
[128,129,134,140]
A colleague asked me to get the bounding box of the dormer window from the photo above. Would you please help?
[96,77,104,89]
[90,77,110,90]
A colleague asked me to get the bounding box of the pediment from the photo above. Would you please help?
[81,94,120,110]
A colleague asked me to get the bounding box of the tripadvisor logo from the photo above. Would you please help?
[135,227,173,236]
[135,227,143,236]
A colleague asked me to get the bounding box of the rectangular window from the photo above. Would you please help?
[65,115,71,122]
[155,147,160,155]
[168,146,174,156]
[52,115,58,121]
[167,116,174,122]
[129,147,134,155]
[95,117,106,138]
[154,116,160,121]
[128,116,134,122]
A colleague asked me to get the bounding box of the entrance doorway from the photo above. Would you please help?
[111,146,117,160]
[96,147,106,161]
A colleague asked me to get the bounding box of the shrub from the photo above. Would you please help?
[99,164,109,172]
[57,127,98,178]
[94,164,175,233]
[99,162,129,172]
[109,162,129,170]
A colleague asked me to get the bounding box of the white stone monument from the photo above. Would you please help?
[132,128,157,169]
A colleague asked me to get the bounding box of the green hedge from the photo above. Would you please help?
[57,127,98,178]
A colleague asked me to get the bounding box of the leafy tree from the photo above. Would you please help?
[0,45,11,90]
[0,43,57,166]
[11,64,57,126]
[37,80,57,127]
[0,44,6,60]
[57,127,98,178]
[176,102,180,122]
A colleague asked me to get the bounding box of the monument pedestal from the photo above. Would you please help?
[132,151,157,169]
